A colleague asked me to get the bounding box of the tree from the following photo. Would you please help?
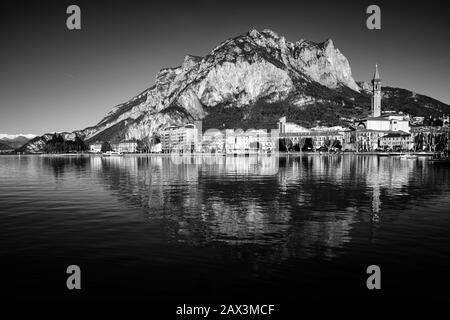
[302,138,314,151]
[74,134,87,152]
[284,138,293,152]
[136,134,161,153]
[43,133,88,154]
[44,133,66,153]
[322,139,341,153]
[148,134,161,152]
[331,139,342,150]
[101,141,112,152]
[151,134,161,145]
[414,133,424,151]
[298,138,306,152]
[136,139,147,153]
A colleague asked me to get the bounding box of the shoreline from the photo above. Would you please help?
[3,151,436,157]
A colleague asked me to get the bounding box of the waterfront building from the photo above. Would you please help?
[281,130,345,150]
[379,132,412,150]
[358,114,411,133]
[89,141,103,153]
[354,129,412,151]
[277,117,347,150]
[111,142,119,152]
[202,129,225,153]
[257,129,279,153]
[160,121,278,154]
[354,129,385,151]
[411,126,450,151]
[161,121,202,153]
[224,129,278,154]
[342,128,357,146]
[116,140,138,153]
[151,143,162,153]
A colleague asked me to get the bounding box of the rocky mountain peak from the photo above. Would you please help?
[322,38,334,51]
[182,54,202,70]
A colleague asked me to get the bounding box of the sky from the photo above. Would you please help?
[0,0,449,135]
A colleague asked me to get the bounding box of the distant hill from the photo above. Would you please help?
[357,83,449,117]
[0,142,14,151]
[0,135,35,149]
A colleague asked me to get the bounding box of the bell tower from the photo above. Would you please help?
[371,64,382,117]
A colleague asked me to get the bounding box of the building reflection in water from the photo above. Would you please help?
[83,154,433,260]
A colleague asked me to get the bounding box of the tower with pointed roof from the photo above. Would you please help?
[371,64,382,117]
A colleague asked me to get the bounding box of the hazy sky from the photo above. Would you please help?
[1,0,449,135]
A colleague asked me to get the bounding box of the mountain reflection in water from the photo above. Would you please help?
[0,154,449,299]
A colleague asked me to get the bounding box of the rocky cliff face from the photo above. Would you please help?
[21,28,450,152]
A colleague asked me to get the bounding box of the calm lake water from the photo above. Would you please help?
[0,154,449,300]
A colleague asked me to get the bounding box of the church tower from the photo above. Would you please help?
[371,64,382,117]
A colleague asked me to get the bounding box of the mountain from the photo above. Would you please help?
[0,134,36,149]
[0,141,15,151]
[21,28,450,153]
[19,132,81,153]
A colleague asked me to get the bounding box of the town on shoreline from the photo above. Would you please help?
[2,66,449,157]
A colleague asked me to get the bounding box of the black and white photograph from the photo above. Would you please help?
[1,0,450,310]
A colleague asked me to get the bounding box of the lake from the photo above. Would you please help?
[0,154,449,300]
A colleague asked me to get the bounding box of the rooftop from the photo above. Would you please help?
[380,132,411,138]
[373,64,381,80]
